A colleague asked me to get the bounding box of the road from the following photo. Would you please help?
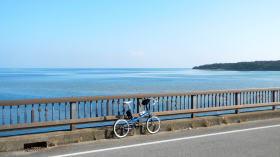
[2,118,280,157]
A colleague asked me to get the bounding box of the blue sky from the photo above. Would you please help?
[0,0,280,68]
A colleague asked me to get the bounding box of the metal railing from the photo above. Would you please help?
[0,88,280,133]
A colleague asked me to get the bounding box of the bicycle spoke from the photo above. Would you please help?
[114,119,129,138]
[146,116,160,134]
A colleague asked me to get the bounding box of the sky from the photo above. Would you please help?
[0,0,280,68]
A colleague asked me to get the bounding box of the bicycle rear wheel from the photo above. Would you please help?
[114,119,130,138]
[146,116,160,134]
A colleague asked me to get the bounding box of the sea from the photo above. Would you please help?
[1,68,280,136]
[1,68,280,100]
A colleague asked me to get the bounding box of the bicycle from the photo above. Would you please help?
[113,98,161,138]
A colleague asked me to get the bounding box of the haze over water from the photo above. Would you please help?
[1,68,280,101]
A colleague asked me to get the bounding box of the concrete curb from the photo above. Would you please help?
[1,110,280,152]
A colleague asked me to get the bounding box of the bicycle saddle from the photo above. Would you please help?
[123,101,133,104]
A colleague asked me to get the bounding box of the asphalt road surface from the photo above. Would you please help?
[2,118,280,157]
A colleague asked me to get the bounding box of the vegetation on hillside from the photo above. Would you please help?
[193,60,280,71]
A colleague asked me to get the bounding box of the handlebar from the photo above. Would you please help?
[147,97,158,106]
[123,98,158,108]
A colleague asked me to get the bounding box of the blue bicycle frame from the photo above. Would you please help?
[127,111,151,124]
[125,99,153,125]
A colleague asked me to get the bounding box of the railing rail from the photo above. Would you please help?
[0,88,280,134]
[1,87,280,106]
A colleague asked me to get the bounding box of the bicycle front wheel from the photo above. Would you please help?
[146,116,160,134]
[114,119,130,138]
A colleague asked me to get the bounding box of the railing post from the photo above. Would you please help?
[271,91,276,102]
[70,102,76,131]
[137,98,142,126]
[235,92,241,114]
[45,105,48,122]
[137,98,142,113]
[122,101,125,116]
[10,106,13,124]
[102,101,105,116]
[106,100,110,116]
[167,97,170,111]
[191,95,197,118]
[272,91,277,110]
[31,105,35,123]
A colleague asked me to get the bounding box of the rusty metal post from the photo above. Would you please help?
[10,106,12,125]
[70,102,76,131]
[24,105,27,123]
[271,91,276,102]
[111,100,114,116]
[167,97,170,111]
[45,105,48,122]
[38,105,41,122]
[137,98,142,127]
[122,100,126,117]
[1,106,4,125]
[96,101,99,117]
[17,105,20,124]
[235,93,241,114]
[52,103,55,121]
[106,100,110,116]
[191,95,197,118]
[137,98,142,113]
[136,98,145,134]
[102,100,105,116]
[83,101,86,118]
[271,91,277,110]
[31,105,35,123]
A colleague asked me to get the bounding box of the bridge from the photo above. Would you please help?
[2,118,280,157]
[1,88,280,155]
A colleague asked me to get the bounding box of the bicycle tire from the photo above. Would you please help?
[146,116,160,134]
[113,119,130,138]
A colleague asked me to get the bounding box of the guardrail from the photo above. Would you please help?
[0,88,280,134]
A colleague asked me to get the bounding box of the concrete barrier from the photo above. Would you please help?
[1,110,280,152]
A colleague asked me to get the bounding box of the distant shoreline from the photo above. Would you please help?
[193,60,280,71]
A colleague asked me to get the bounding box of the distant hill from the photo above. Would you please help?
[193,60,280,71]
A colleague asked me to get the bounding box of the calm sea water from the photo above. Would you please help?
[1,68,280,136]
[1,68,280,100]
